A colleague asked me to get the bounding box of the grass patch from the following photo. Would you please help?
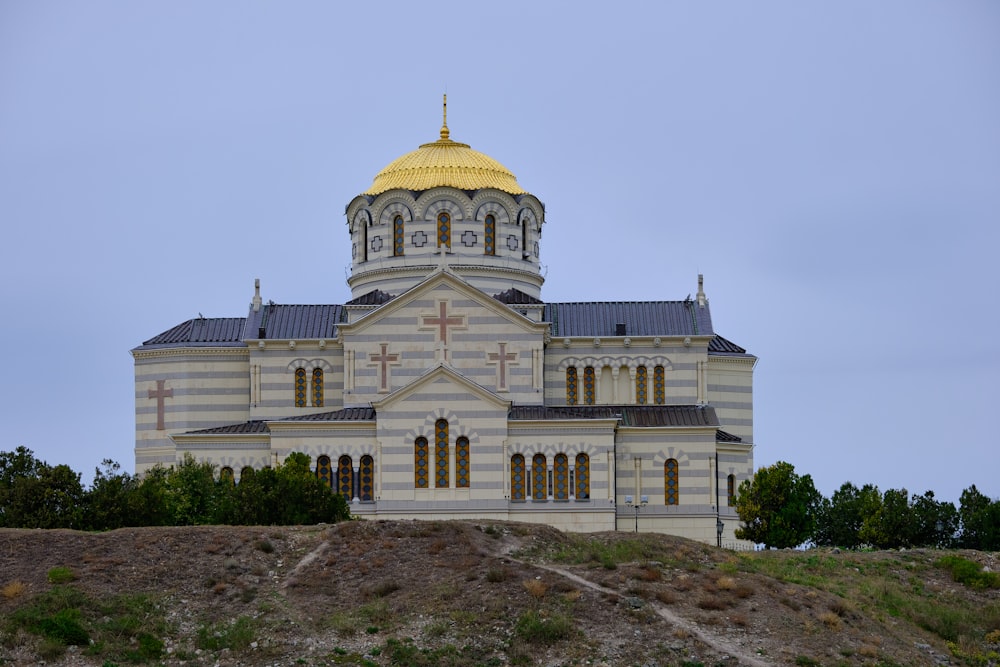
[46,567,76,584]
[936,555,1000,590]
[2,580,27,599]
[195,616,255,652]
[514,609,575,644]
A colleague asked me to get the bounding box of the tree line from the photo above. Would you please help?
[0,447,350,530]
[734,460,999,550]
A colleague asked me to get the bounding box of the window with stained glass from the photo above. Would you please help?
[553,454,569,500]
[240,466,254,483]
[415,437,429,488]
[456,436,470,488]
[393,215,404,256]
[338,455,353,499]
[532,454,547,500]
[312,368,324,407]
[220,466,234,484]
[435,419,449,488]
[566,367,578,405]
[484,214,495,255]
[636,366,648,404]
[727,474,735,507]
[360,455,374,501]
[316,455,333,488]
[654,365,665,404]
[583,367,596,405]
[511,454,525,501]
[294,368,307,407]
[437,212,451,248]
[665,458,679,505]
[575,454,590,499]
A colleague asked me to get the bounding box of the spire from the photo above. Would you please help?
[439,93,450,141]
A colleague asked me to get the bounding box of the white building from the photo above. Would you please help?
[132,103,756,543]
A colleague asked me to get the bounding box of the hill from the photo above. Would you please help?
[1,521,998,666]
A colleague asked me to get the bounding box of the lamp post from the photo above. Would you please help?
[625,495,648,533]
[716,518,725,548]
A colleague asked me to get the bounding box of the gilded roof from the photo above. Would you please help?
[365,98,525,196]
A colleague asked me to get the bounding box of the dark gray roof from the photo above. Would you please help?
[282,407,376,422]
[493,288,544,305]
[708,335,747,355]
[184,420,270,435]
[716,429,743,443]
[509,404,720,427]
[256,304,345,339]
[346,290,395,306]
[139,317,247,349]
[544,301,713,337]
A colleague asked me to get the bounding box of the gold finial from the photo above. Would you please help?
[440,93,450,141]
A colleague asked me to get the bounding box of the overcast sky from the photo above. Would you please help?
[2,2,998,504]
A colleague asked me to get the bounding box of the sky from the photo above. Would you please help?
[1,2,998,505]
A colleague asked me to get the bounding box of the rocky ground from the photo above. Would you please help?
[1,521,997,666]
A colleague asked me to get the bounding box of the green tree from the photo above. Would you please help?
[164,454,220,525]
[735,461,820,548]
[83,459,139,530]
[4,462,85,529]
[814,482,881,548]
[0,446,45,527]
[909,490,958,548]
[959,485,1000,550]
[860,488,912,549]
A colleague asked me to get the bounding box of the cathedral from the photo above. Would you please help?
[132,101,756,544]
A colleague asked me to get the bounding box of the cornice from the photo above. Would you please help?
[132,347,250,360]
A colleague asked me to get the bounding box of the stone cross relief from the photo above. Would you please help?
[487,342,518,391]
[421,300,465,364]
[369,343,400,392]
[148,379,173,430]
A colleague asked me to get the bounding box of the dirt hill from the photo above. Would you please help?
[1,521,997,666]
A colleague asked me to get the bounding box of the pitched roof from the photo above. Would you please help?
[179,408,377,436]
[346,290,395,306]
[139,317,247,349]
[493,288,544,305]
[256,304,345,339]
[509,404,721,427]
[708,335,748,355]
[544,301,714,337]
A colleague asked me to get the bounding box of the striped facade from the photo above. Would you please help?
[132,126,757,545]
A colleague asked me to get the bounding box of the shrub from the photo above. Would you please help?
[514,610,574,644]
[2,580,27,599]
[522,579,548,599]
[47,567,76,584]
[254,539,274,553]
[936,555,1000,589]
[37,608,90,646]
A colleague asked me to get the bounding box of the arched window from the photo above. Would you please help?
[727,474,736,507]
[220,466,234,484]
[240,466,254,483]
[635,366,648,405]
[553,454,569,500]
[337,455,353,499]
[575,454,590,499]
[511,454,525,501]
[312,368,324,408]
[437,212,451,248]
[435,419,449,488]
[456,436,470,488]
[566,367,578,405]
[360,455,374,501]
[393,215,405,256]
[316,455,333,487]
[532,454,547,500]
[665,459,679,505]
[484,214,496,256]
[294,368,307,407]
[583,367,596,405]
[414,437,429,488]
[653,365,665,405]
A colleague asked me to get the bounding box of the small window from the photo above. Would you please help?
[360,455,374,501]
[312,368,324,408]
[554,454,569,500]
[294,368,307,407]
[393,215,405,256]
[727,474,736,507]
[435,419,449,488]
[511,454,525,501]
[415,437,429,488]
[635,366,647,405]
[337,455,353,499]
[583,367,596,405]
[665,459,679,505]
[654,366,665,405]
[456,437,470,488]
[532,454,547,500]
[220,467,234,484]
[575,454,590,499]
[566,367,578,405]
[437,212,451,248]
[316,455,333,487]
[484,214,496,255]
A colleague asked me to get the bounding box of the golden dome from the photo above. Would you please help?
[365,98,525,196]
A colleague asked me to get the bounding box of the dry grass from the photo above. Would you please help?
[715,575,737,590]
[1,580,27,599]
[818,611,842,630]
[523,578,549,599]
